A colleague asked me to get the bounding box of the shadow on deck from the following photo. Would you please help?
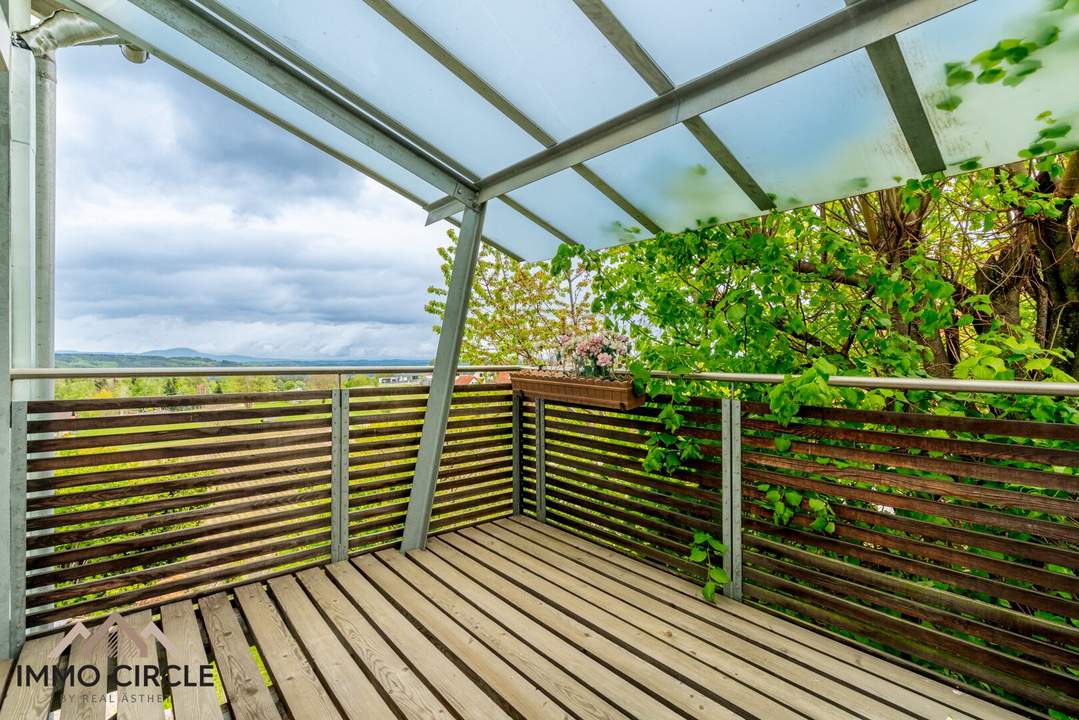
[0,517,1021,720]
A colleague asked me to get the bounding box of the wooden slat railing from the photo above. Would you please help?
[739,401,1079,718]
[345,383,514,552]
[523,392,1079,718]
[520,397,724,578]
[21,383,513,633]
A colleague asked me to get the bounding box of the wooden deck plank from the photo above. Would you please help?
[197,592,281,720]
[479,522,918,720]
[416,538,728,720]
[295,566,458,720]
[160,601,224,720]
[117,610,166,720]
[509,516,1026,720]
[233,583,343,720]
[467,524,878,720]
[265,574,396,720]
[64,631,109,720]
[2,518,1032,720]
[0,635,57,720]
[444,530,802,720]
[320,562,517,720]
[360,551,610,720]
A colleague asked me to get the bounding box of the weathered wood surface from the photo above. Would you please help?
[0,520,1026,720]
[519,395,1077,718]
[21,384,514,633]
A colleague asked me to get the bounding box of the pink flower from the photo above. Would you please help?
[596,352,612,367]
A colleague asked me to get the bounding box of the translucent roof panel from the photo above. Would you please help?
[74,0,1079,262]
[479,200,565,263]
[73,0,444,206]
[898,0,1079,170]
[389,0,656,141]
[214,0,544,176]
[585,125,760,232]
[508,170,647,250]
[602,0,844,85]
[701,50,921,211]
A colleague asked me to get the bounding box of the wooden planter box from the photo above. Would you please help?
[510,371,646,411]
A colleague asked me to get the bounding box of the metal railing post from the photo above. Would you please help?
[330,389,349,562]
[511,392,522,515]
[720,398,733,597]
[535,398,546,522]
[729,398,743,601]
[6,402,28,655]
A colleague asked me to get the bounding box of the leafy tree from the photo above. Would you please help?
[426,229,596,365]
[553,155,1077,403]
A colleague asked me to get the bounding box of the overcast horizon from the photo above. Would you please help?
[55,44,454,360]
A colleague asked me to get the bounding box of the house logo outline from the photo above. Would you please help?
[47,612,176,661]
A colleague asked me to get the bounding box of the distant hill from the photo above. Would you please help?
[56,352,240,368]
[57,350,429,368]
[141,347,273,363]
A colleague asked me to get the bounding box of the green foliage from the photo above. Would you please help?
[754,481,836,532]
[935,3,1071,111]
[552,158,1078,391]
[688,530,728,602]
[427,229,596,365]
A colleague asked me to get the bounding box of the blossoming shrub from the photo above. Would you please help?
[558,332,630,381]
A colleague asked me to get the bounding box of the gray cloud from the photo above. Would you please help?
[54,45,451,359]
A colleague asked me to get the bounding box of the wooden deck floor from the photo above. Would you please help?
[1,517,1026,720]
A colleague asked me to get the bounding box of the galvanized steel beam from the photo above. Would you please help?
[727,399,742,600]
[330,388,350,562]
[574,0,775,212]
[64,0,479,206]
[535,398,546,522]
[511,392,523,515]
[400,203,486,551]
[7,403,28,654]
[427,0,972,221]
[33,50,53,402]
[360,0,661,235]
[843,0,945,175]
[863,36,945,174]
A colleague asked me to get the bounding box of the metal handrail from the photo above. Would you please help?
[641,370,1079,397]
[8,364,523,380]
[9,365,1078,396]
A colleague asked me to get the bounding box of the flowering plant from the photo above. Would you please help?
[556,331,631,381]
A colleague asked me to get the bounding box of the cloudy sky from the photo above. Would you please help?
[55,44,454,360]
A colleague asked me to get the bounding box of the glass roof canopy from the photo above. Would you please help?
[58,0,1078,261]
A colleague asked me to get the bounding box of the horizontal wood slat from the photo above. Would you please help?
[739,401,1078,719]
[519,391,1076,718]
[20,383,514,631]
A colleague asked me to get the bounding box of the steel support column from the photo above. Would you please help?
[400,203,485,551]
[728,399,743,600]
[6,402,26,654]
[721,398,743,600]
[33,50,54,402]
[511,392,523,515]
[535,399,546,522]
[330,388,349,562]
[8,35,33,403]
[1,0,33,659]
